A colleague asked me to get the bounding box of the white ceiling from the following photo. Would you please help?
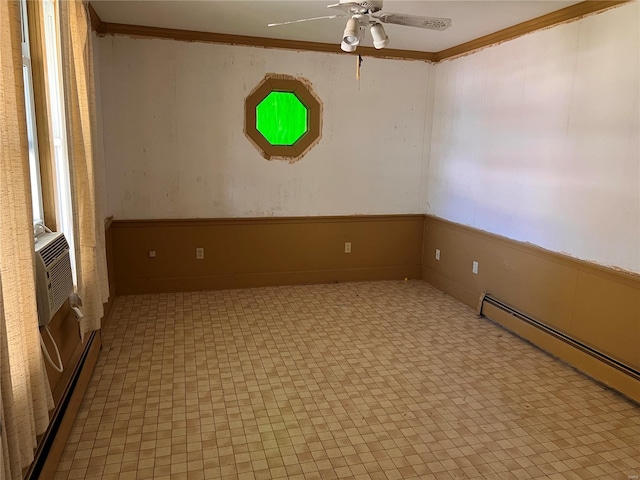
[91,0,582,52]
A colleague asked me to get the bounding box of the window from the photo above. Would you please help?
[245,74,322,163]
[43,0,76,283]
[20,0,77,284]
[256,91,309,146]
[20,0,44,225]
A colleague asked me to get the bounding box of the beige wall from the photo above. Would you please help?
[427,2,640,275]
[97,37,433,219]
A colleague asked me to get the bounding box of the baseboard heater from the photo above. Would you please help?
[478,293,640,383]
[24,330,98,480]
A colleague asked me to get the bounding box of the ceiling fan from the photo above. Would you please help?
[268,0,452,52]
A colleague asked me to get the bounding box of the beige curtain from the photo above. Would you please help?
[0,1,55,478]
[59,0,109,340]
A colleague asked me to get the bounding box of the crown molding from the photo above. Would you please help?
[98,21,438,62]
[87,3,105,34]
[88,1,630,62]
[434,0,629,61]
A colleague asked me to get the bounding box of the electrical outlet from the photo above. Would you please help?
[196,247,204,260]
[435,248,440,260]
[344,242,352,254]
[149,250,156,258]
[472,261,479,274]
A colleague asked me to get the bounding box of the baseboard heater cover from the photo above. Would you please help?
[25,330,98,480]
[478,293,640,383]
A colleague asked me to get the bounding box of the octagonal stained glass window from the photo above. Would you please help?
[256,92,308,146]
[245,74,322,162]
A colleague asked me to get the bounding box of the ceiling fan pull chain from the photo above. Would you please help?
[356,54,363,81]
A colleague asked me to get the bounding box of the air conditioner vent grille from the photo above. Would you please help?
[39,235,69,267]
[49,255,73,314]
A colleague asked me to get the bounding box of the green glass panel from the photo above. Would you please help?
[256,91,308,146]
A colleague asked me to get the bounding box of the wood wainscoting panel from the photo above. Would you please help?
[111,215,424,295]
[422,217,579,333]
[36,332,102,480]
[572,270,640,369]
[422,215,640,395]
[42,302,82,405]
[481,302,640,403]
[103,217,116,327]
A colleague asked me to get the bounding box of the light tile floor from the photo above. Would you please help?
[54,281,640,480]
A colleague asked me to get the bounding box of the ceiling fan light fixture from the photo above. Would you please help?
[340,40,357,52]
[370,23,388,49]
[342,18,361,46]
[269,2,453,54]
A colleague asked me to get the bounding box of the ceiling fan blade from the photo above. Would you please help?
[328,2,365,14]
[376,13,451,31]
[268,15,341,27]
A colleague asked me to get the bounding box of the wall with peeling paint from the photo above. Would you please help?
[426,3,640,274]
[97,3,639,274]
[97,36,433,219]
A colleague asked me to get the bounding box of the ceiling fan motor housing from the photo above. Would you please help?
[338,0,383,14]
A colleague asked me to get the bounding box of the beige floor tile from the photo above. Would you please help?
[55,281,640,479]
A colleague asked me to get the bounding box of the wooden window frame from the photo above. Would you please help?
[26,0,58,230]
[244,74,322,163]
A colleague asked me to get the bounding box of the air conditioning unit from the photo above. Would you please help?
[35,232,74,326]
